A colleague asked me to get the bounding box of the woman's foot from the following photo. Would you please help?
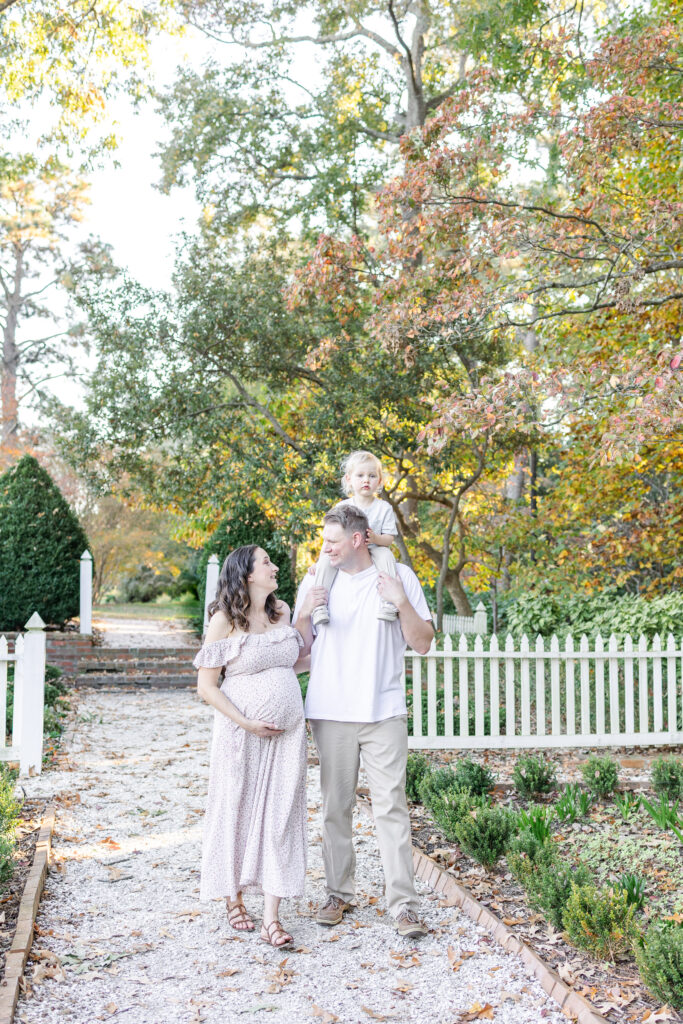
[260,920,293,947]
[227,900,255,931]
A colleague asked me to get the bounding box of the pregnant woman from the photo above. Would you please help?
[194,544,321,948]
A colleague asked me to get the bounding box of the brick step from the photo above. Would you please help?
[73,674,196,689]
[78,659,196,674]
[91,647,196,658]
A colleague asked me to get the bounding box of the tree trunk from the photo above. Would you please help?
[1,246,23,446]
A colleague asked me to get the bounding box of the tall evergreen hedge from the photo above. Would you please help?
[198,499,296,613]
[0,455,91,630]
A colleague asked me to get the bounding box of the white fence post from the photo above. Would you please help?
[19,613,46,776]
[473,602,487,635]
[80,550,93,635]
[204,554,220,631]
[0,636,7,748]
[12,634,23,750]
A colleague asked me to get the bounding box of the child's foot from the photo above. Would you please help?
[377,603,398,622]
[312,605,330,627]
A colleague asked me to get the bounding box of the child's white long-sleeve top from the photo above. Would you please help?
[337,497,397,537]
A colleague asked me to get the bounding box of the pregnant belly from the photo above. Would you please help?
[222,669,304,731]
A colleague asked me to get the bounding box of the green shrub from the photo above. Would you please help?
[0,832,15,884]
[0,455,91,631]
[507,829,556,886]
[430,786,490,842]
[452,758,496,796]
[453,805,517,869]
[563,883,639,960]
[526,857,592,930]
[417,766,458,809]
[636,920,683,1010]
[506,590,683,642]
[581,754,619,798]
[652,757,683,801]
[512,754,558,798]
[405,753,430,802]
[516,804,555,844]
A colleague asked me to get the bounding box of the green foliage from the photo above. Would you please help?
[200,499,296,612]
[526,857,593,930]
[452,758,496,796]
[618,872,647,911]
[581,755,620,798]
[429,787,491,843]
[516,804,555,844]
[555,784,593,823]
[0,766,19,887]
[405,753,430,803]
[0,456,91,631]
[506,591,683,641]
[613,791,642,822]
[563,884,639,960]
[636,920,683,1010]
[417,767,459,810]
[507,829,555,886]
[652,757,683,801]
[512,754,557,798]
[453,805,517,869]
[640,794,682,831]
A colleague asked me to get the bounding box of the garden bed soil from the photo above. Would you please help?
[410,747,683,1023]
[0,799,47,985]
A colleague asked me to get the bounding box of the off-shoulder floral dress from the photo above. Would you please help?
[193,625,307,901]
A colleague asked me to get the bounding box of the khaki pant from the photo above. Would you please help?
[310,716,418,917]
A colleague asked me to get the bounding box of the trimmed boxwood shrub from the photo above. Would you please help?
[636,920,683,1009]
[0,455,90,630]
[563,883,638,960]
[198,499,295,613]
[405,752,430,802]
[512,753,558,799]
[452,758,496,796]
[417,766,458,809]
[453,805,517,869]
[652,757,683,801]
[430,786,491,842]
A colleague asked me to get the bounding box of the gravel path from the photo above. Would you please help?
[17,691,569,1024]
[92,616,196,648]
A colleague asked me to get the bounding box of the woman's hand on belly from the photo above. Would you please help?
[243,718,284,738]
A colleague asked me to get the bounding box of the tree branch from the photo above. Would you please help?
[224,371,304,454]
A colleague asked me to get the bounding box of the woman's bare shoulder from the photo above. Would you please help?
[205,610,238,643]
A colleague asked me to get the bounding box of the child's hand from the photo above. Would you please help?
[307,564,317,576]
[366,529,380,545]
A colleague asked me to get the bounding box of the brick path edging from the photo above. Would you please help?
[411,847,608,1024]
[0,804,56,1024]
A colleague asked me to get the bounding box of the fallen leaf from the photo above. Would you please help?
[104,1004,117,1014]
[158,928,174,939]
[361,1008,394,1021]
[460,1002,496,1021]
[311,1006,339,1023]
[641,1009,677,1022]
[499,992,521,1004]
[218,968,240,977]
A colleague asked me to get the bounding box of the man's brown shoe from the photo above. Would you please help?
[395,907,428,938]
[315,894,352,926]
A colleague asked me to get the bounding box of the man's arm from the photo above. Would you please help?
[377,572,434,654]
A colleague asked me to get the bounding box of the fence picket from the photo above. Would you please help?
[550,635,561,735]
[535,635,545,736]
[520,635,531,736]
[0,636,6,749]
[490,634,500,737]
[580,634,590,735]
[427,640,437,737]
[474,635,485,736]
[624,634,635,735]
[505,634,515,737]
[565,634,575,735]
[638,634,649,733]
[667,634,677,732]
[443,635,454,737]
[12,635,23,749]
[608,634,620,736]
[459,634,469,737]
[652,634,663,733]
[595,634,605,736]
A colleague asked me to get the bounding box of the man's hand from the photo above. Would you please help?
[376,572,408,610]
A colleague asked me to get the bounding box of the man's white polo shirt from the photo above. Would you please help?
[293,562,431,723]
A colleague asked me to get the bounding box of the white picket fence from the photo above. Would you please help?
[440,601,487,636]
[0,614,47,775]
[404,632,683,750]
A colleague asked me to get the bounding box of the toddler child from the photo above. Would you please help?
[312,450,400,626]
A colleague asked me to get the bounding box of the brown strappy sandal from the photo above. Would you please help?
[260,920,293,947]
[227,901,255,931]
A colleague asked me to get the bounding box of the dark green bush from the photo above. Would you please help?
[563,883,638,960]
[636,920,683,1009]
[405,752,430,802]
[652,757,683,801]
[452,758,496,796]
[453,805,517,869]
[581,754,619,798]
[507,829,556,886]
[512,754,558,798]
[430,786,490,842]
[198,499,295,613]
[0,766,19,886]
[417,766,458,809]
[526,858,592,930]
[0,455,91,630]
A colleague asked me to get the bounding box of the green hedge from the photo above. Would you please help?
[505,590,683,641]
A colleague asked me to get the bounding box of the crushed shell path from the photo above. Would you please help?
[17,690,569,1024]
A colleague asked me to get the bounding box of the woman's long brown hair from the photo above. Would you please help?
[207,545,281,632]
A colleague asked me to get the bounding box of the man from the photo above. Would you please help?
[294,504,434,939]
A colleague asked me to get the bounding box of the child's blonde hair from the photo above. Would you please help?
[341,450,384,496]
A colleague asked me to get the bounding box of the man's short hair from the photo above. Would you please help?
[323,504,369,537]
